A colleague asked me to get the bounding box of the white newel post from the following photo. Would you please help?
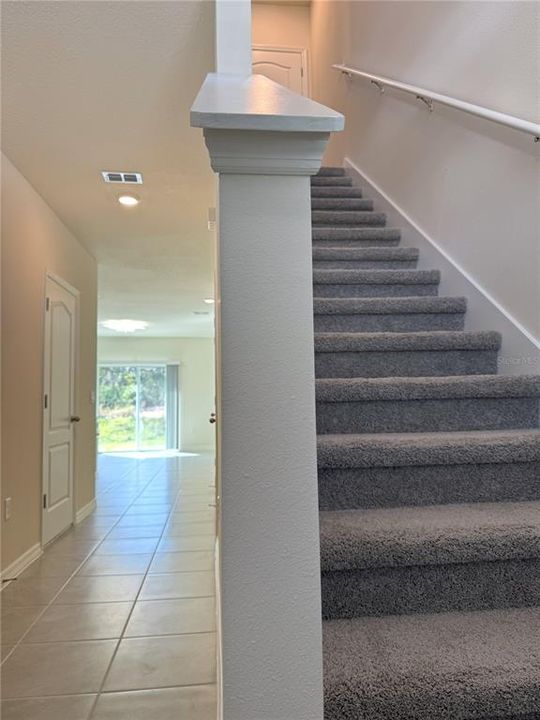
[192,75,343,720]
[215,0,252,76]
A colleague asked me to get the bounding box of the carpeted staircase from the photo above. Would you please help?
[312,167,540,720]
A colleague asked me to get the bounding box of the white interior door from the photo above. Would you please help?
[252,46,308,96]
[42,275,78,545]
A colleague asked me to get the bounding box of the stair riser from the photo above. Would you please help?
[323,700,540,720]
[313,239,400,248]
[313,260,418,269]
[316,398,540,434]
[314,313,465,332]
[312,200,374,211]
[311,187,362,198]
[315,350,499,378]
[313,214,386,226]
[313,283,439,298]
[318,462,540,510]
[313,228,400,242]
[316,168,346,176]
[321,558,540,619]
[479,715,540,720]
[311,177,353,186]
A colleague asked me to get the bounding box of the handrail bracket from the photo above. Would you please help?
[416,94,434,113]
[370,79,385,94]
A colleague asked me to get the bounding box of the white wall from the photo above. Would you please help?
[252,1,311,50]
[311,1,540,364]
[1,154,98,571]
[97,336,215,452]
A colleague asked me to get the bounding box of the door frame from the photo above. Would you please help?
[41,271,80,546]
[252,44,310,97]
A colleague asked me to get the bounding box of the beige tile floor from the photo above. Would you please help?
[1,452,217,720]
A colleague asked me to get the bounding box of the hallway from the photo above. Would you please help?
[1,453,217,720]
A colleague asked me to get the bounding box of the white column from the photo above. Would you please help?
[192,74,343,720]
[215,0,252,76]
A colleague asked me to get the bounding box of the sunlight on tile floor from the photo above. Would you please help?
[1,452,217,720]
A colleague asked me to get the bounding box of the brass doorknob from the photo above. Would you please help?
[209,413,216,424]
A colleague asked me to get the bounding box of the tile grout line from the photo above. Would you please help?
[10,627,217,646]
[4,679,219,702]
[1,455,217,713]
[86,461,216,719]
[0,462,163,666]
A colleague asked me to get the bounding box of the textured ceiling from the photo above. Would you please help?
[1,0,216,337]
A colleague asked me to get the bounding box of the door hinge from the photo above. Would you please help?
[43,494,47,509]
[300,67,304,77]
[46,297,50,311]
[44,394,48,409]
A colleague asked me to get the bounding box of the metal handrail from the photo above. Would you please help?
[332,64,540,141]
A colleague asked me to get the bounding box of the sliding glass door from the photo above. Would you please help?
[97,364,178,453]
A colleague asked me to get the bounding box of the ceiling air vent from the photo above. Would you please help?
[101,171,143,184]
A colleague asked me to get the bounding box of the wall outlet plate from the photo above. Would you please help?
[4,497,12,520]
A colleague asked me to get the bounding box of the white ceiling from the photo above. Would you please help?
[1,0,216,337]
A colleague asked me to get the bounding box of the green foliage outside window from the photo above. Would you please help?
[97,365,166,452]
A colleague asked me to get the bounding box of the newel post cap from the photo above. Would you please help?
[190,73,344,175]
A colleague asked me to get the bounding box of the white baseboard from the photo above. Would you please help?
[75,498,97,524]
[1,542,43,584]
[344,157,540,375]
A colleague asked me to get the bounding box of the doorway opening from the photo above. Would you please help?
[97,363,179,453]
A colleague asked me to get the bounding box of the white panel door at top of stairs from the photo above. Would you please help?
[252,46,308,96]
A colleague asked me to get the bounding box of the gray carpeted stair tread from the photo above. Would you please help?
[312,227,400,245]
[318,460,540,512]
[312,247,418,262]
[313,268,439,285]
[312,244,418,269]
[315,334,500,377]
[315,330,501,353]
[315,375,540,434]
[319,500,540,572]
[312,176,353,186]
[316,166,347,176]
[312,198,374,211]
[313,269,441,299]
[312,169,540,717]
[314,296,467,332]
[312,210,387,226]
[311,186,363,198]
[323,607,540,720]
[317,429,540,468]
[315,375,540,402]
[314,296,465,315]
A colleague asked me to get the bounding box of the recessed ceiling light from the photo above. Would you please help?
[118,194,140,207]
[101,319,148,333]
[203,298,215,304]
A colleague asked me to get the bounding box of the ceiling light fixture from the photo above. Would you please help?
[203,298,215,304]
[118,194,140,207]
[101,319,148,333]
